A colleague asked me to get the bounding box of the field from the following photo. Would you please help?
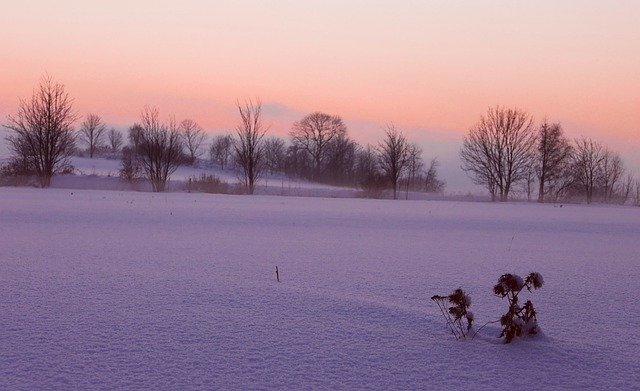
[1,187,639,389]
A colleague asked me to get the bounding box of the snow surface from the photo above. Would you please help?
[1,187,639,389]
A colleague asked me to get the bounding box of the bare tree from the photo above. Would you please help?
[263,136,287,174]
[403,143,424,199]
[136,107,183,192]
[180,119,206,164]
[599,149,625,202]
[107,128,124,153]
[377,124,409,200]
[210,134,234,170]
[633,179,640,207]
[460,106,537,201]
[79,113,106,158]
[4,75,78,187]
[619,174,634,205]
[535,121,573,203]
[233,100,267,194]
[128,123,143,150]
[290,112,347,180]
[424,158,445,193]
[324,135,359,185]
[570,138,604,204]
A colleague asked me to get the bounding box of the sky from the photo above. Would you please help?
[0,1,638,192]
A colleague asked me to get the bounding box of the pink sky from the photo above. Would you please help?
[1,1,638,190]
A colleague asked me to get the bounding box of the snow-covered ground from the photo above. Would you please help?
[1,188,639,389]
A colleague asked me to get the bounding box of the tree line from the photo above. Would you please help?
[2,76,444,198]
[460,106,638,204]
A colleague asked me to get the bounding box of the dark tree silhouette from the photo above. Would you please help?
[79,113,106,158]
[570,138,604,204]
[233,100,267,194]
[107,128,124,153]
[136,107,183,192]
[263,136,287,174]
[460,106,537,201]
[535,121,572,202]
[179,118,206,164]
[210,134,233,170]
[377,124,408,200]
[5,75,78,187]
[290,112,347,180]
[599,148,625,203]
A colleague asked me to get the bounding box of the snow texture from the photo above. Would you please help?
[1,187,639,389]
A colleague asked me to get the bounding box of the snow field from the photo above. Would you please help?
[1,187,639,389]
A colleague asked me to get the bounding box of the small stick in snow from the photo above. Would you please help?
[275,266,280,282]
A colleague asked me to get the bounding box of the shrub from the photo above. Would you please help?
[493,272,544,343]
[189,174,229,194]
[431,288,474,340]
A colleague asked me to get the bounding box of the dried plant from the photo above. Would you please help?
[493,272,544,343]
[431,288,474,340]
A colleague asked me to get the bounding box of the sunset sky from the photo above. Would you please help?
[1,1,638,191]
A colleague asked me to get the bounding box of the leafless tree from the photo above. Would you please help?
[210,134,234,170]
[403,143,424,199]
[136,107,184,192]
[324,135,359,185]
[79,113,106,158]
[4,75,78,187]
[424,158,445,193]
[460,106,537,201]
[233,100,267,194]
[570,138,604,204]
[619,174,634,205]
[633,179,640,207]
[377,124,409,200]
[179,119,206,164]
[107,128,124,153]
[599,149,625,202]
[290,112,347,179]
[535,121,573,202]
[263,136,287,174]
[128,123,144,150]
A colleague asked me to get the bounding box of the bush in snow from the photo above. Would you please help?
[493,272,544,343]
[431,288,474,340]
[189,174,230,194]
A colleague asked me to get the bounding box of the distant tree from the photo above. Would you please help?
[633,179,640,207]
[290,112,347,180]
[179,119,206,164]
[460,106,537,201]
[324,135,359,185]
[107,128,124,153]
[355,144,378,181]
[79,113,106,158]
[283,143,313,179]
[377,125,409,200]
[403,143,424,199]
[569,138,604,204]
[119,146,142,182]
[535,121,572,203]
[233,100,267,194]
[424,158,445,193]
[263,136,287,174]
[128,123,143,150]
[210,134,233,170]
[599,148,625,203]
[136,107,183,192]
[4,75,77,187]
